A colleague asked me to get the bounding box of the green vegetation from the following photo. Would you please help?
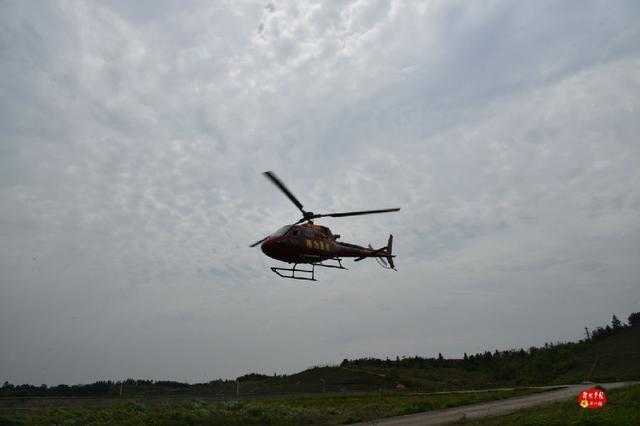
[0,388,546,425]
[463,383,640,425]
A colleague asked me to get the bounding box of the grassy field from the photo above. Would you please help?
[462,384,640,426]
[345,365,494,391]
[0,388,546,425]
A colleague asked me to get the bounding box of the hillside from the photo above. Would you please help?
[554,325,640,383]
[341,322,640,391]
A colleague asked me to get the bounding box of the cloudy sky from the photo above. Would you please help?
[1,0,639,386]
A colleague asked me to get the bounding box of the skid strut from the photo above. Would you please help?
[270,258,347,281]
[314,257,346,270]
[271,264,316,281]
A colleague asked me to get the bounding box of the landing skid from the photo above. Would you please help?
[270,258,347,281]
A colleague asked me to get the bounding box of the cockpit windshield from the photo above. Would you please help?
[271,225,292,237]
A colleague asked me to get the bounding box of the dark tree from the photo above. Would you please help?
[629,312,640,328]
[612,315,623,329]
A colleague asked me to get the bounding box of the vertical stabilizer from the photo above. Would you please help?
[386,234,395,270]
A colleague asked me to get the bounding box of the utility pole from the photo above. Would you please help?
[584,326,591,341]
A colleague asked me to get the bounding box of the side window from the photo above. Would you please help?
[291,228,301,245]
[304,228,315,239]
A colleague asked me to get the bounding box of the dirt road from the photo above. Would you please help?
[354,382,633,425]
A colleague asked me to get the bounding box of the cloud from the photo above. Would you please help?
[1,0,639,384]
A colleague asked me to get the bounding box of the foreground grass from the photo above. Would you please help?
[462,384,640,426]
[0,388,545,425]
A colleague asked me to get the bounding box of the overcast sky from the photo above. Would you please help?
[1,0,639,386]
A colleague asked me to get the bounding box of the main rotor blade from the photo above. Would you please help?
[263,171,306,214]
[314,208,400,219]
[249,236,269,248]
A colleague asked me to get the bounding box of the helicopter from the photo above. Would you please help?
[250,171,400,281]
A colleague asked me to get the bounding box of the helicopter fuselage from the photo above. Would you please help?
[260,223,377,264]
